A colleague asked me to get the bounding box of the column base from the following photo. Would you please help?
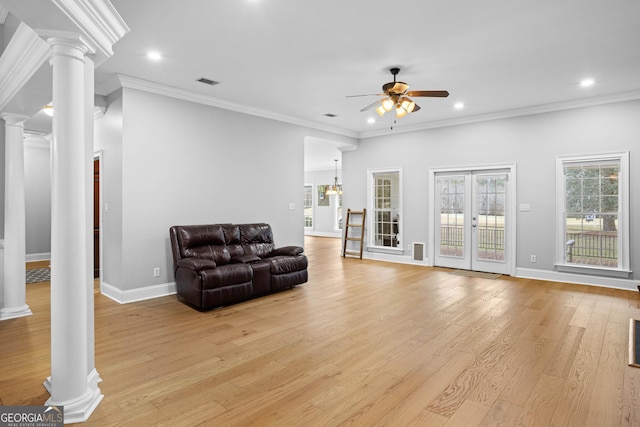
[0,304,33,320]
[44,369,104,424]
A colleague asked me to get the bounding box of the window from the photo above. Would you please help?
[335,192,343,231]
[304,185,313,228]
[368,169,402,250]
[556,152,630,275]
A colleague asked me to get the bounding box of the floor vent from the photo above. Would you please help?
[412,242,425,262]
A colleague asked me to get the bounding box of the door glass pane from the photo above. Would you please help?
[476,175,505,262]
[438,176,465,258]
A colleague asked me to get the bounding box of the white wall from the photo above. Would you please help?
[24,137,50,258]
[94,90,123,287]
[343,100,640,286]
[95,87,356,294]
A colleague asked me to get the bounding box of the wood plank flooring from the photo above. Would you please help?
[2,236,640,426]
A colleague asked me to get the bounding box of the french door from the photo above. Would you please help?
[434,169,511,274]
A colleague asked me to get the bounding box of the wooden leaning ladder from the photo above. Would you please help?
[342,208,366,259]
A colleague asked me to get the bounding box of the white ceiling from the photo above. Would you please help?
[6,0,640,170]
[92,0,640,138]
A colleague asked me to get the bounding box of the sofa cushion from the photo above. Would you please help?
[200,263,253,290]
[222,224,244,259]
[266,255,308,275]
[177,258,217,271]
[239,223,276,258]
[177,224,231,265]
[271,246,304,256]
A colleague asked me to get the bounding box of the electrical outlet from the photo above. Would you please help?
[153,267,160,277]
[530,255,537,263]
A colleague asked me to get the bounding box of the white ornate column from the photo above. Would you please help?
[0,113,32,320]
[44,34,102,422]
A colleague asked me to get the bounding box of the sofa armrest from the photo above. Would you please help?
[232,254,262,263]
[271,246,304,256]
[177,258,217,271]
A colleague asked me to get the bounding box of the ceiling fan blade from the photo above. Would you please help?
[411,103,421,112]
[346,93,385,98]
[360,99,381,112]
[406,90,449,98]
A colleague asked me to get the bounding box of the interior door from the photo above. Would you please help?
[435,169,510,274]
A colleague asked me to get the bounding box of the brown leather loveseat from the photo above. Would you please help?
[169,223,308,310]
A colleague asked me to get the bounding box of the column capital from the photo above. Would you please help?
[39,30,94,59]
[1,113,29,126]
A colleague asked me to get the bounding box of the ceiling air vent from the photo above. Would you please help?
[324,113,337,118]
[197,77,219,86]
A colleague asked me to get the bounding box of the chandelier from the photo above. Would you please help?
[325,159,342,195]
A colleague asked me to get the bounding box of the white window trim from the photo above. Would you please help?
[333,192,343,232]
[367,167,404,253]
[304,183,314,230]
[555,151,630,276]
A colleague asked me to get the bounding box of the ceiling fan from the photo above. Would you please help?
[349,67,449,118]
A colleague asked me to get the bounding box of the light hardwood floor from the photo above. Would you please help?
[2,236,640,426]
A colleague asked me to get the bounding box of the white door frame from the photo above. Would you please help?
[428,163,517,276]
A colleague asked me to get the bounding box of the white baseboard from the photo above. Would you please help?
[101,281,177,304]
[304,231,342,238]
[516,267,639,292]
[26,252,51,262]
[355,252,638,292]
[362,251,430,266]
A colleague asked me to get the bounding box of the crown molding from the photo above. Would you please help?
[96,74,640,140]
[51,0,130,65]
[0,22,51,112]
[97,74,359,139]
[358,89,640,139]
[24,133,51,148]
[0,5,9,24]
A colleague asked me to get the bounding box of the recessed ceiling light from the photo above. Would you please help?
[367,117,375,124]
[454,102,465,110]
[146,51,163,61]
[580,78,595,87]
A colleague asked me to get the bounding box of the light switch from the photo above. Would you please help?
[519,203,531,212]
[288,203,296,210]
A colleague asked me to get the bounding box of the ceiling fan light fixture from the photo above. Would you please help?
[382,98,394,112]
[351,67,448,121]
[399,97,415,113]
